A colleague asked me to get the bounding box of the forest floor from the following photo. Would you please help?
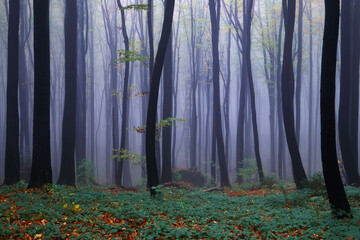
[0,182,359,239]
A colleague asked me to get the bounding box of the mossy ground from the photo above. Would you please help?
[0,182,359,239]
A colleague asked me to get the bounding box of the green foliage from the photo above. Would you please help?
[111,149,146,173]
[0,184,359,239]
[237,158,258,182]
[133,117,186,141]
[303,172,326,191]
[77,158,96,185]
[115,39,149,65]
[261,173,280,188]
[119,4,148,11]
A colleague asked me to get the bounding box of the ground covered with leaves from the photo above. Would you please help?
[0,182,359,239]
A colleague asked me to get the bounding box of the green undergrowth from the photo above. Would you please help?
[0,182,359,239]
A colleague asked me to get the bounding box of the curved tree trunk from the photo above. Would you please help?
[321,0,352,218]
[281,0,307,189]
[146,0,175,196]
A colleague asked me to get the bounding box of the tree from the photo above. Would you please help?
[320,0,352,218]
[116,0,130,186]
[209,0,230,188]
[161,16,173,183]
[3,0,20,185]
[244,0,264,184]
[28,0,52,188]
[281,0,307,189]
[295,0,303,142]
[146,0,175,196]
[338,0,360,186]
[57,0,78,186]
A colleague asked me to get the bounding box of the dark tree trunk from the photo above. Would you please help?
[146,0,175,196]
[338,0,360,186]
[209,0,231,188]
[28,0,52,188]
[244,0,264,183]
[321,0,352,218]
[295,0,303,143]
[281,0,307,189]
[3,0,20,185]
[350,0,360,173]
[161,25,173,184]
[57,0,77,186]
[117,0,130,186]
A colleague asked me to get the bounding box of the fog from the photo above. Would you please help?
[0,0,359,188]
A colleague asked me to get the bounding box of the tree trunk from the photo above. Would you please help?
[161,25,173,183]
[281,0,307,189]
[146,0,175,196]
[321,0,352,218]
[209,0,231,188]
[57,0,77,186]
[28,0,53,188]
[3,0,20,185]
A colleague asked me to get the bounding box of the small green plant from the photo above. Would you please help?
[303,172,326,191]
[262,173,280,188]
[236,158,258,182]
[77,158,96,185]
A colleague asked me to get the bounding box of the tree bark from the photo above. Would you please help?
[57,0,77,186]
[146,0,175,196]
[209,0,231,188]
[3,0,20,185]
[321,0,352,218]
[28,0,53,188]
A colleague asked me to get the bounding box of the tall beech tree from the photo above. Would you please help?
[320,0,352,218]
[281,0,307,189]
[244,0,264,184]
[209,0,230,188]
[28,0,53,188]
[57,0,78,186]
[3,0,20,185]
[146,0,175,196]
[161,22,173,183]
[338,0,360,186]
[116,0,130,186]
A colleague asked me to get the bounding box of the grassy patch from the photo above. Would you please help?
[0,182,359,239]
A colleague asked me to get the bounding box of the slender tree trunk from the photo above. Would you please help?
[295,0,303,143]
[281,0,307,189]
[307,3,313,175]
[209,0,231,188]
[146,0,175,196]
[245,0,264,183]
